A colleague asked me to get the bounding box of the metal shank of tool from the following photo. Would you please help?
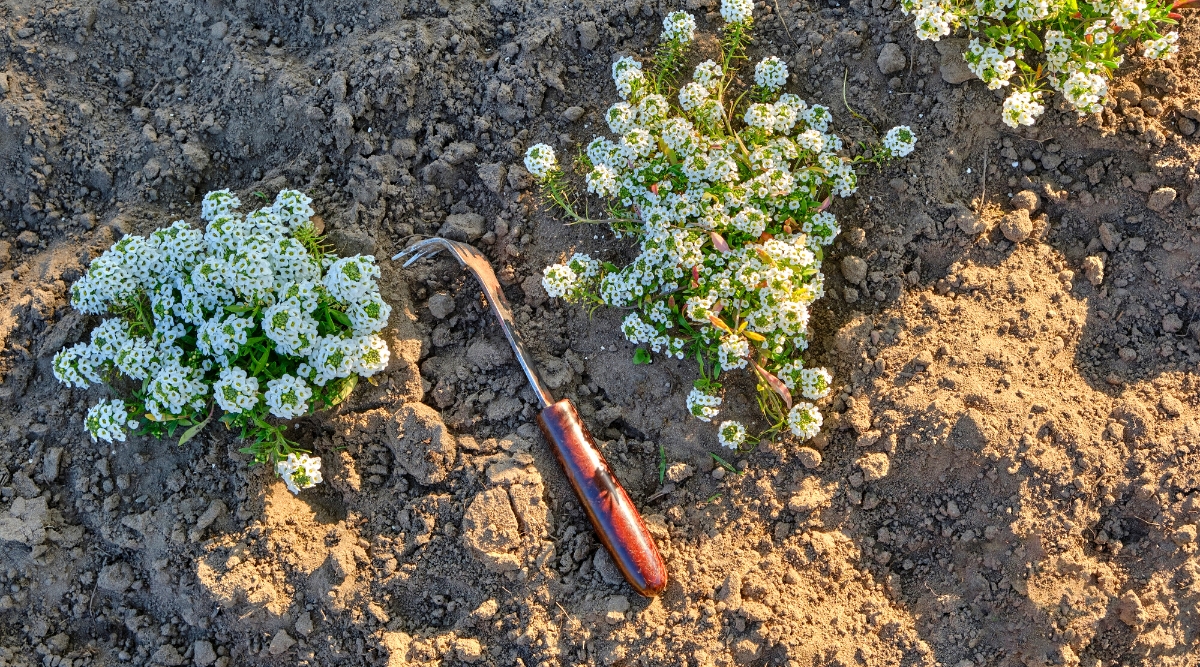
[393,238,554,408]
[392,237,668,596]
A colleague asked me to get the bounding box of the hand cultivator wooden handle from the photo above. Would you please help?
[394,238,668,597]
[537,398,667,596]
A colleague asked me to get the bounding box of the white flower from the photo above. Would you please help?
[620,129,655,160]
[271,189,315,230]
[686,387,722,422]
[201,189,241,222]
[638,94,670,127]
[1001,90,1045,128]
[911,2,954,40]
[964,39,1018,90]
[587,164,620,198]
[799,367,832,400]
[1060,69,1107,115]
[612,57,645,100]
[197,313,253,360]
[213,366,260,414]
[352,334,391,377]
[307,335,358,386]
[114,336,158,381]
[86,399,133,443]
[53,342,105,388]
[787,402,823,440]
[276,453,323,494]
[718,334,750,371]
[144,357,208,421]
[1111,0,1149,29]
[661,11,696,43]
[1014,0,1054,22]
[679,82,710,114]
[754,56,788,91]
[264,374,313,420]
[721,0,754,23]
[1143,33,1178,60]
[1083,20,1111,47]
[882,126,918,158]
[693,61,723,89]
[324,255,381,305]
[744,103,776,131]
[90,318,132,362]
[524,143,558,180]
[605,103,639,135]
[718,421,747,449]
[802,104,831,132]
[543,263,579,298]
[347,291,391,335]
[731,208,767,237]
[262,299,319,357]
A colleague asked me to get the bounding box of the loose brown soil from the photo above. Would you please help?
[1,1,1199,666]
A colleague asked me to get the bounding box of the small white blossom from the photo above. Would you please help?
[86,399,133,443]
[692,61,723,89]
[213,366,260,414]
[754,56,788,91]
[1142,33,1178,60]
[661,11,696,43]
[799,367,832,400]
[201,189,241,222]
[788,402,823,440]
[721,0,754,23]
[352,334,391,377]
[882,126,918,158]
[323,255,381,305]
[542,263,579,298]
[53,342,105,388]
[524,143,558,180]
[1060,69,1107,115]
[718,421,747,449]
[686,387,722,422]
[264,374,313,420]
[276,453,323,494]
[1001,90,1045,128]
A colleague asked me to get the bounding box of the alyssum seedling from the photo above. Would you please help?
[527,2,916,448]
[900,0,1190,127]
[53,189,391,493]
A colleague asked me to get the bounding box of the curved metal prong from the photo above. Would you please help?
[390,236,555,408]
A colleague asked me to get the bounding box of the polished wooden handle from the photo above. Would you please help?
[537,399,667,597]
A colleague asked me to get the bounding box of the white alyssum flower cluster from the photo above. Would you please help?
[276,452,324,494]
[53,188,391,493]
[661,10,696,43]
[531,7,915,446]
[899,0,1182,127]
[883,126,918,158]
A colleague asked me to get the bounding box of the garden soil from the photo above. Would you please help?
[1,0,1200,665]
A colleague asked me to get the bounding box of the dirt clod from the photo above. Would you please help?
[386,403,458,485]
[999,209,1033,243]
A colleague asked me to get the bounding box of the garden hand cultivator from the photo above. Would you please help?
[393,237,668,597]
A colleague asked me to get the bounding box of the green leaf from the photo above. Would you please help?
[658,444,666,485]
[1025,31,1043,51]
[327,375,359,407]
[250,347,271,376]
[710,452,743,474]
[330,310,352,327]
[632,348,653,365]
[178,408,214,446]
[224,304,254,313]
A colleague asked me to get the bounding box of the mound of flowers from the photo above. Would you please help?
[900,0,1190,127]
[528,2,915,448]
[53,189,390,493]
